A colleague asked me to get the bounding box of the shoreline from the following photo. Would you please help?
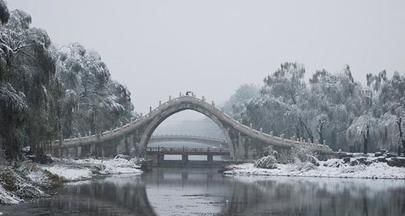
[0,157,143,205]
[223,158,405,180]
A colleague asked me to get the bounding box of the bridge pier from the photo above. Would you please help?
[78,146,89,158]
[90,144,96,157]
[153,153,164,166]
[98,146,105,158]
[73,147,79,158]
[207,154,213,163]
[63,148,69,158]
[182,154,188,164]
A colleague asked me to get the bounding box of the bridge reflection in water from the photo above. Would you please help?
[3,169,405,216]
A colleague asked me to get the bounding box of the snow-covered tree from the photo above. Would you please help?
[0,3,135,161]
[228,63,405,153]
[56,43,134,138]
[223,84,259,118]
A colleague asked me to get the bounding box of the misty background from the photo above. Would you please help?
[7,0,405,134]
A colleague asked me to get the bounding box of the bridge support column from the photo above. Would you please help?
[182,154,188,164]
[64,148,70,158]
[207,154,213,163]
[89,144,96,157]
[157,153,164,165]
[73,147,79,158]
[76,146,82,158]
[99,146,105,158]
[78,145,84,158]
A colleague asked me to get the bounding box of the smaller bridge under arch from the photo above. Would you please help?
[148,134,228,148]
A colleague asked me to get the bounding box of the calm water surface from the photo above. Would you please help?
[1,168,405,216]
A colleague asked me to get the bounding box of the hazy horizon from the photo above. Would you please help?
[8,0,405,116]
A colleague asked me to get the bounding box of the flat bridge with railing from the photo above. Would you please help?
[146,147,230,155]
[145,147,231,167]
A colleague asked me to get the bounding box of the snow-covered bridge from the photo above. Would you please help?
[50,94,333,160]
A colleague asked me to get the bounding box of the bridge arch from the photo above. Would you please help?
[51,95,333,160]
[138,101,234,157]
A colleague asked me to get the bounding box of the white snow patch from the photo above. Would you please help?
[41,157,142,182]
[26,170,49,185]
[225,160,405,179]
[0,185,22,204]
[68,158,142,175]
[41,165,92,181]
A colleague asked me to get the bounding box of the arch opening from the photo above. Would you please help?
[142,108,233,165]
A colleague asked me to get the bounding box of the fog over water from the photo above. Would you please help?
[7,0,405,115]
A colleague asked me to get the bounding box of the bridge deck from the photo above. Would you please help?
[146,147,230,155]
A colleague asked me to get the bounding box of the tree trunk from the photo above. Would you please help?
[299,117,314,143]
[397,117,404,155]
[318,121,325,144]
[363,125,369,154]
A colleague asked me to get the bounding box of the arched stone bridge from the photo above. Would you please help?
[149,134,228,147]
[50,95,333,160]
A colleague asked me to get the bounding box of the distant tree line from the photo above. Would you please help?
[225,63,405,154]
[0,1,134,161]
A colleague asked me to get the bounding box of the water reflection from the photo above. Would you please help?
[1,169,405,216]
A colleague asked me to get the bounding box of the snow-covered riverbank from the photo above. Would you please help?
[40,157,143,182]
[0,157,143,204]
[224,158,405,179]
[0,165,49,205]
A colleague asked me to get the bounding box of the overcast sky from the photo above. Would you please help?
[7,0,405,115]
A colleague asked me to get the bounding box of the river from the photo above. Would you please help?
[1,168,405,216]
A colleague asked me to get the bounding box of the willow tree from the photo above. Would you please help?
[0,7,61,160]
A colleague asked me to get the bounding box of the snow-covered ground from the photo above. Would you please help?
[224,158,405,179]
[0,166,47,205]
[40,165,93,182]
[0,184,22,204]
[40,157,143,182]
